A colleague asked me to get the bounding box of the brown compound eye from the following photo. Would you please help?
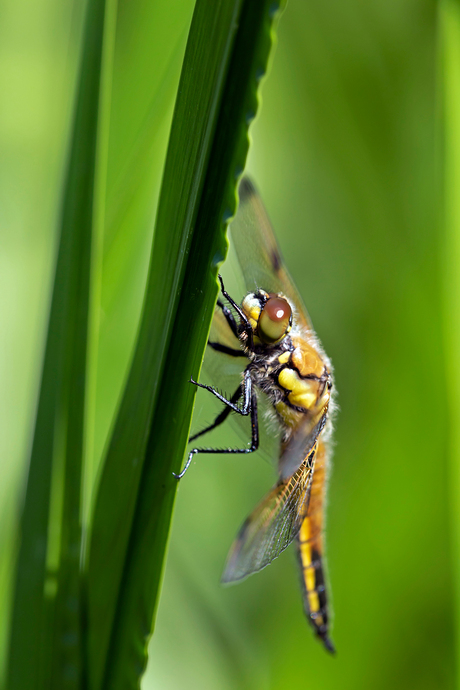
[258,296,292,344]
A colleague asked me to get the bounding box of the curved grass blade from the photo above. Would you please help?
[86,1,285,688]
[5,0,114,688]
[440,0,460,679]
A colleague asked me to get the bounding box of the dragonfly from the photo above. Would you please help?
[174,178,336,653]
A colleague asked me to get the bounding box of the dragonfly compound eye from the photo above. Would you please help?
[258,296,292,344]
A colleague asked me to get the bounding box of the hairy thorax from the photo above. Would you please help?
[248,330,332,433]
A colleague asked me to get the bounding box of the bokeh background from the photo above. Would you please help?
[1,0,453,688]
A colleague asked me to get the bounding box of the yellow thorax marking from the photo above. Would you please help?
[278,368,317,410]
[278,351,290,364]
[274,401,301,427]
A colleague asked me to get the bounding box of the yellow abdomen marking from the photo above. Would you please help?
[308,591,320,615]
[305,565,316,592]
[300,539,312,567]
[299,518,322,615]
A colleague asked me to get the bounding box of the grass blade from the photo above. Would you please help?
[5,0,113,687]
[441,1,460,683]
[86,1,284,688]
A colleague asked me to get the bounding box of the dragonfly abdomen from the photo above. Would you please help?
[295,441,334,653]
[297,519,334,652]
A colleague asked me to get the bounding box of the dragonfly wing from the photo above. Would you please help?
[208,303,240,351]
[222,443,317,583]
[194,302,282,465]
[277,408,329,481]
[229,178,312,331]
[202,304,247,382]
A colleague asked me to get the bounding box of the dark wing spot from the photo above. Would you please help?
[270,248,282,272]
[239,177,256,202]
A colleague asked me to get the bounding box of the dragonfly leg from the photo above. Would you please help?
[190,368,253,415]
[217,275,254,349]
[207,341,246,357]
[173,375,259,480]
[188,384,243,443]
[216,299,240,339]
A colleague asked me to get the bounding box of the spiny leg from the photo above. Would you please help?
[208,296,247,356]
[191,368,252,415]
[215,299,240,339]
[188,384,243,443]
[173,370,258,480]
[207,341,246,357]
[194,287,248,445]
[207,276,251,357]
[217,274,254,349]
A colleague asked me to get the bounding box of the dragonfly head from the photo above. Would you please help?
[242,290,293,345]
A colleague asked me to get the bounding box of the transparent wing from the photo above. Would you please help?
[203,305,248,390]
[278,407,329,481]
[229,178,313,331]
[192,301,281,464]
[222,443,317,583]
[208,303,241,352]
[191,177,310,459]
[189,305,247,439]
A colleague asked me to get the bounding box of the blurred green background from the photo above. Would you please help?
[1,0,453,689]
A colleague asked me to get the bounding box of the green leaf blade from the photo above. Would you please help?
[87,2,245,688]
[5,0,112,687]
[86,1,284,689]
[441,0,460,680]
